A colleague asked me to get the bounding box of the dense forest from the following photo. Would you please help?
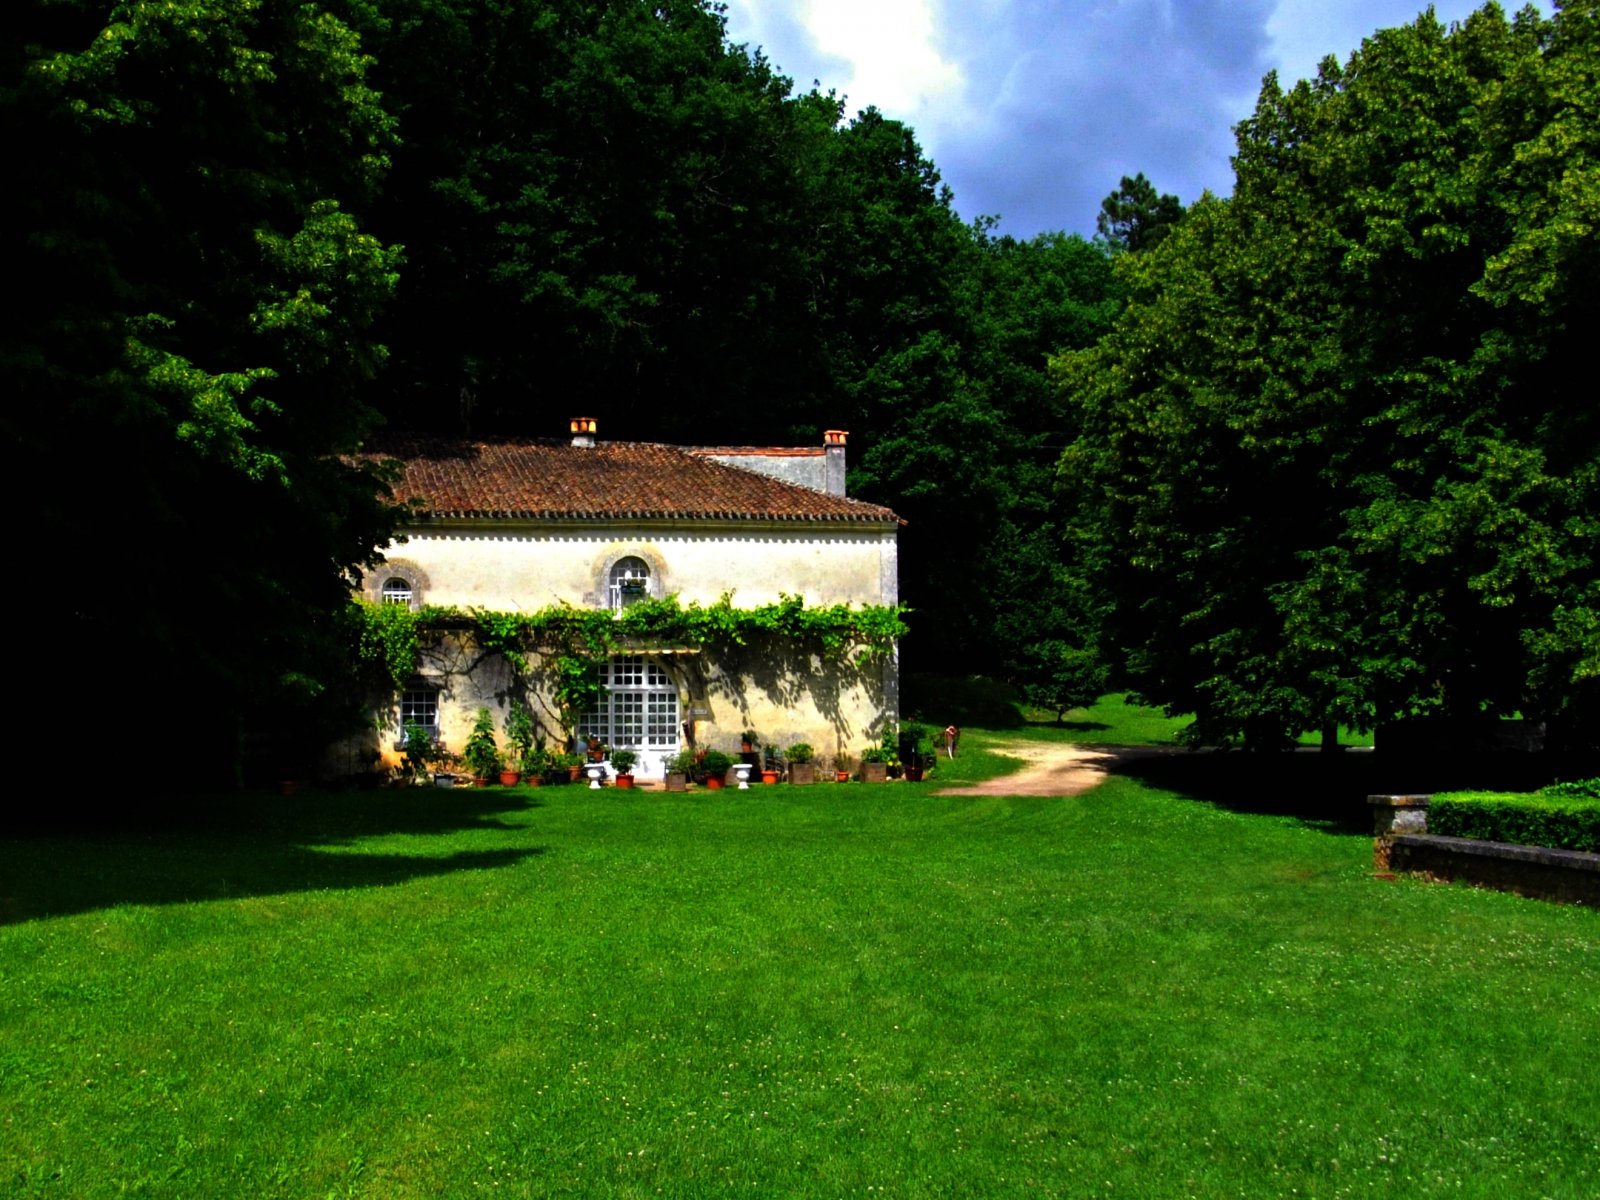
[8,0,1597,772]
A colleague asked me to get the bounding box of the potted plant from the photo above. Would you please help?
[861,746,888,783]
[402,722,435,785]
[432,748,463,788]
[503,698,537,786]
[739,729,760,754]
[559,750,584,783]
[464,708,502,786]
[787,742,816,785]
[832,751,853,783]
[520,745,548,787]
[610,748,638,789]
[701,748,733,791]
[665,749,695,792]
[761,744,782,785]
[900,723,932,782]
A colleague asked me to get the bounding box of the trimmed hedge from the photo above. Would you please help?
[1431,791,1600,854]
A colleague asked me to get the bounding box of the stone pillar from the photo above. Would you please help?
[1369,794,1430,869]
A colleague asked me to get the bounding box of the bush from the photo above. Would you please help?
[700,749,734,780]
[1543,778,1600,800]
[1431,792,1600,853]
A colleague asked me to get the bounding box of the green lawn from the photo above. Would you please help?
[4,766,1598,1198]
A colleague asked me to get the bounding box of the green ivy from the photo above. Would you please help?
[351,593,908,689]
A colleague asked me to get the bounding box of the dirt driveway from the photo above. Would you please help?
[929,741,1120,797]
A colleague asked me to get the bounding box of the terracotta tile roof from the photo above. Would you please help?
[363,435,901,524]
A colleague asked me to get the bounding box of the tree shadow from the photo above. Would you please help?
[1108,748,1598,837]
[0,787,548,925]
[1023,718,1112,734]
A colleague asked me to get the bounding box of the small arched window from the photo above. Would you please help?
[608,556,651,611]
[381,577,414,606]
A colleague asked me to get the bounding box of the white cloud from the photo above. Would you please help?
[799,0,965,114]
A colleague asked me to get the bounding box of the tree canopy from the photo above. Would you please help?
[7,0,403,776]
[1095,172,1185,252]
[1057,1,1600,748]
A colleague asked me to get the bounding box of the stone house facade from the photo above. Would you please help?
[360,424,902,777]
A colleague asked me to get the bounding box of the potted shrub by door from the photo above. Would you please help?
[701,749,733,791]
[787,743,816,785]
[610,748,637,789]
[665,749,695,792]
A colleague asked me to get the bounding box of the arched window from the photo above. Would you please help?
[608,556,651,611]
[381,577,414,606]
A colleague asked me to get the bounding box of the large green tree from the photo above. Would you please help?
[1058,1,1600,748]
[7,0,403,782]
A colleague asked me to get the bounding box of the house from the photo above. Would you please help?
[359,422,903,777]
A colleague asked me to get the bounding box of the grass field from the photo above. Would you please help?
[4,757,1599,1197]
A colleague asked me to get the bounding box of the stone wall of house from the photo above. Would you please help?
[367,521,898,612]
[366,633,893,780]
[350,517,900,781]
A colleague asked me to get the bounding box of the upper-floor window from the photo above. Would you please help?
[381,577,414,606]
[608,556,651,611]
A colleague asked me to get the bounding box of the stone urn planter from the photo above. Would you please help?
[732,762,754,790]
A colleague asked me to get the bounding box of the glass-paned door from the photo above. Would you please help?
[577,656,681,777]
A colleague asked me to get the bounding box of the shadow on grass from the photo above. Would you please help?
[1111,748,1599,837]
[1023,718,1113,734]
[0,786,550,925]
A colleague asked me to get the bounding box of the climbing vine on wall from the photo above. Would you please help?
[352,594,909,689]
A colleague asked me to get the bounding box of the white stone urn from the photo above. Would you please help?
[586,764,607,789]
[731,762,754,790]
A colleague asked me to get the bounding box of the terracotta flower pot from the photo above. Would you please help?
[761,769,779,785]
[498,769,521,786]
[835,771,850,783]
[705,776,724,791]
[616,774,635,789]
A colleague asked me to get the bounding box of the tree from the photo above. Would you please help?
[6,0,403,784]
[1058,1,1600,749]
[1095,172,1185,252]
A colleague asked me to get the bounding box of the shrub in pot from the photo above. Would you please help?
[464,708,503,785]
[610,748,638,788]
[665,749,696,792]
[787,742,816,785]
[701,749,733,790]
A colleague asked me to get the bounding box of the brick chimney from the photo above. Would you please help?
[824,429,847,496]
[570,416,597,448]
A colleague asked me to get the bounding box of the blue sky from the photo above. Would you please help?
[720,1,1548,238]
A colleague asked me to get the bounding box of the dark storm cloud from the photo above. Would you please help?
[931,0,1274,235]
